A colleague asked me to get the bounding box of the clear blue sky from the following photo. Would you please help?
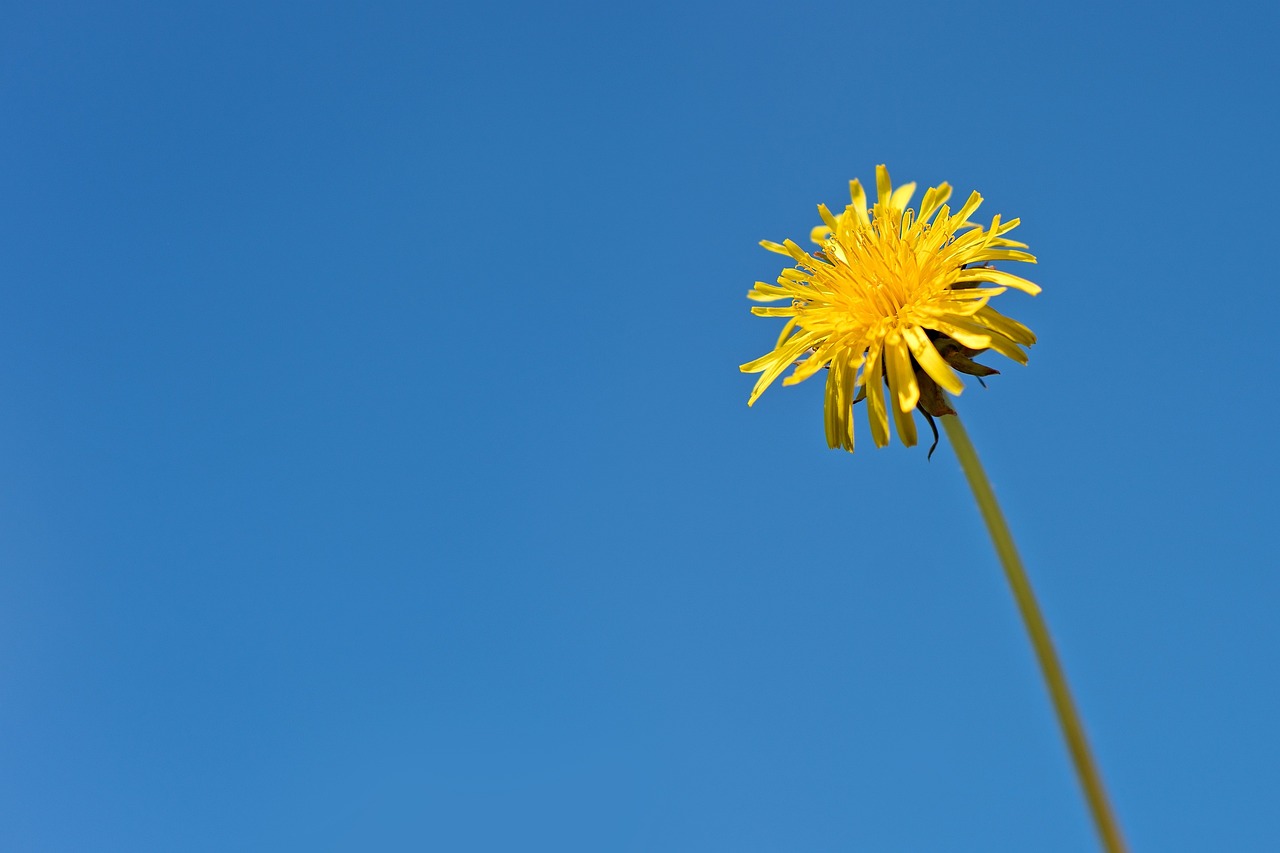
[2,1,1278,850]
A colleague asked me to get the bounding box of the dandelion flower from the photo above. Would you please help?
[736,170,1128,851]
[741,165,1040,453]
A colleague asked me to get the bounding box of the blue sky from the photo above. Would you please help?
[2,1,1278,850]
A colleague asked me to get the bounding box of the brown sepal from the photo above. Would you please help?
[933,335,1000,378]
[916,372,956,418]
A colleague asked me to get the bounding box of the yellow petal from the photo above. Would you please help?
[785,335,850,385]
[976,331,1030,365]
[747,282,790,302]
[930,316,1029,365]
[818,204,840,233]
[863,346,890,448]
[952,190,983,225]
[875,165,893,208]
[975,306,1037,346]
[885,332,919,412]
[953,267,1041,295]
[917,317,993,351]
[891,392,917,447]
[992,217,1023,238]
[782,239,816,266]
[741,331,812,378]
[824,357,843,449]
[901,325,965,394]
[889,182,917,210]
[774,314,801,348]
[974,249,1037,264]
[914,294,996,319]
[848,180,870,227]
[823,347,862,451]
[917,183,953,223]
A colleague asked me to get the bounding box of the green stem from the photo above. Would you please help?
[941,413,1127,853]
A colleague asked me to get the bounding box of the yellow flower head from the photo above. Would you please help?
[742,166,1040,453]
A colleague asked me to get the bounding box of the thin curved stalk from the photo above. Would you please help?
[941,413,1127,853]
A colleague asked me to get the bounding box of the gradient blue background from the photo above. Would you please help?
[2,1,1277,850]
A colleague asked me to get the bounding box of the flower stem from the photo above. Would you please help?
[941,413,1127,853]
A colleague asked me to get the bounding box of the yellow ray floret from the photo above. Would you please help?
[742,165,1039,452]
